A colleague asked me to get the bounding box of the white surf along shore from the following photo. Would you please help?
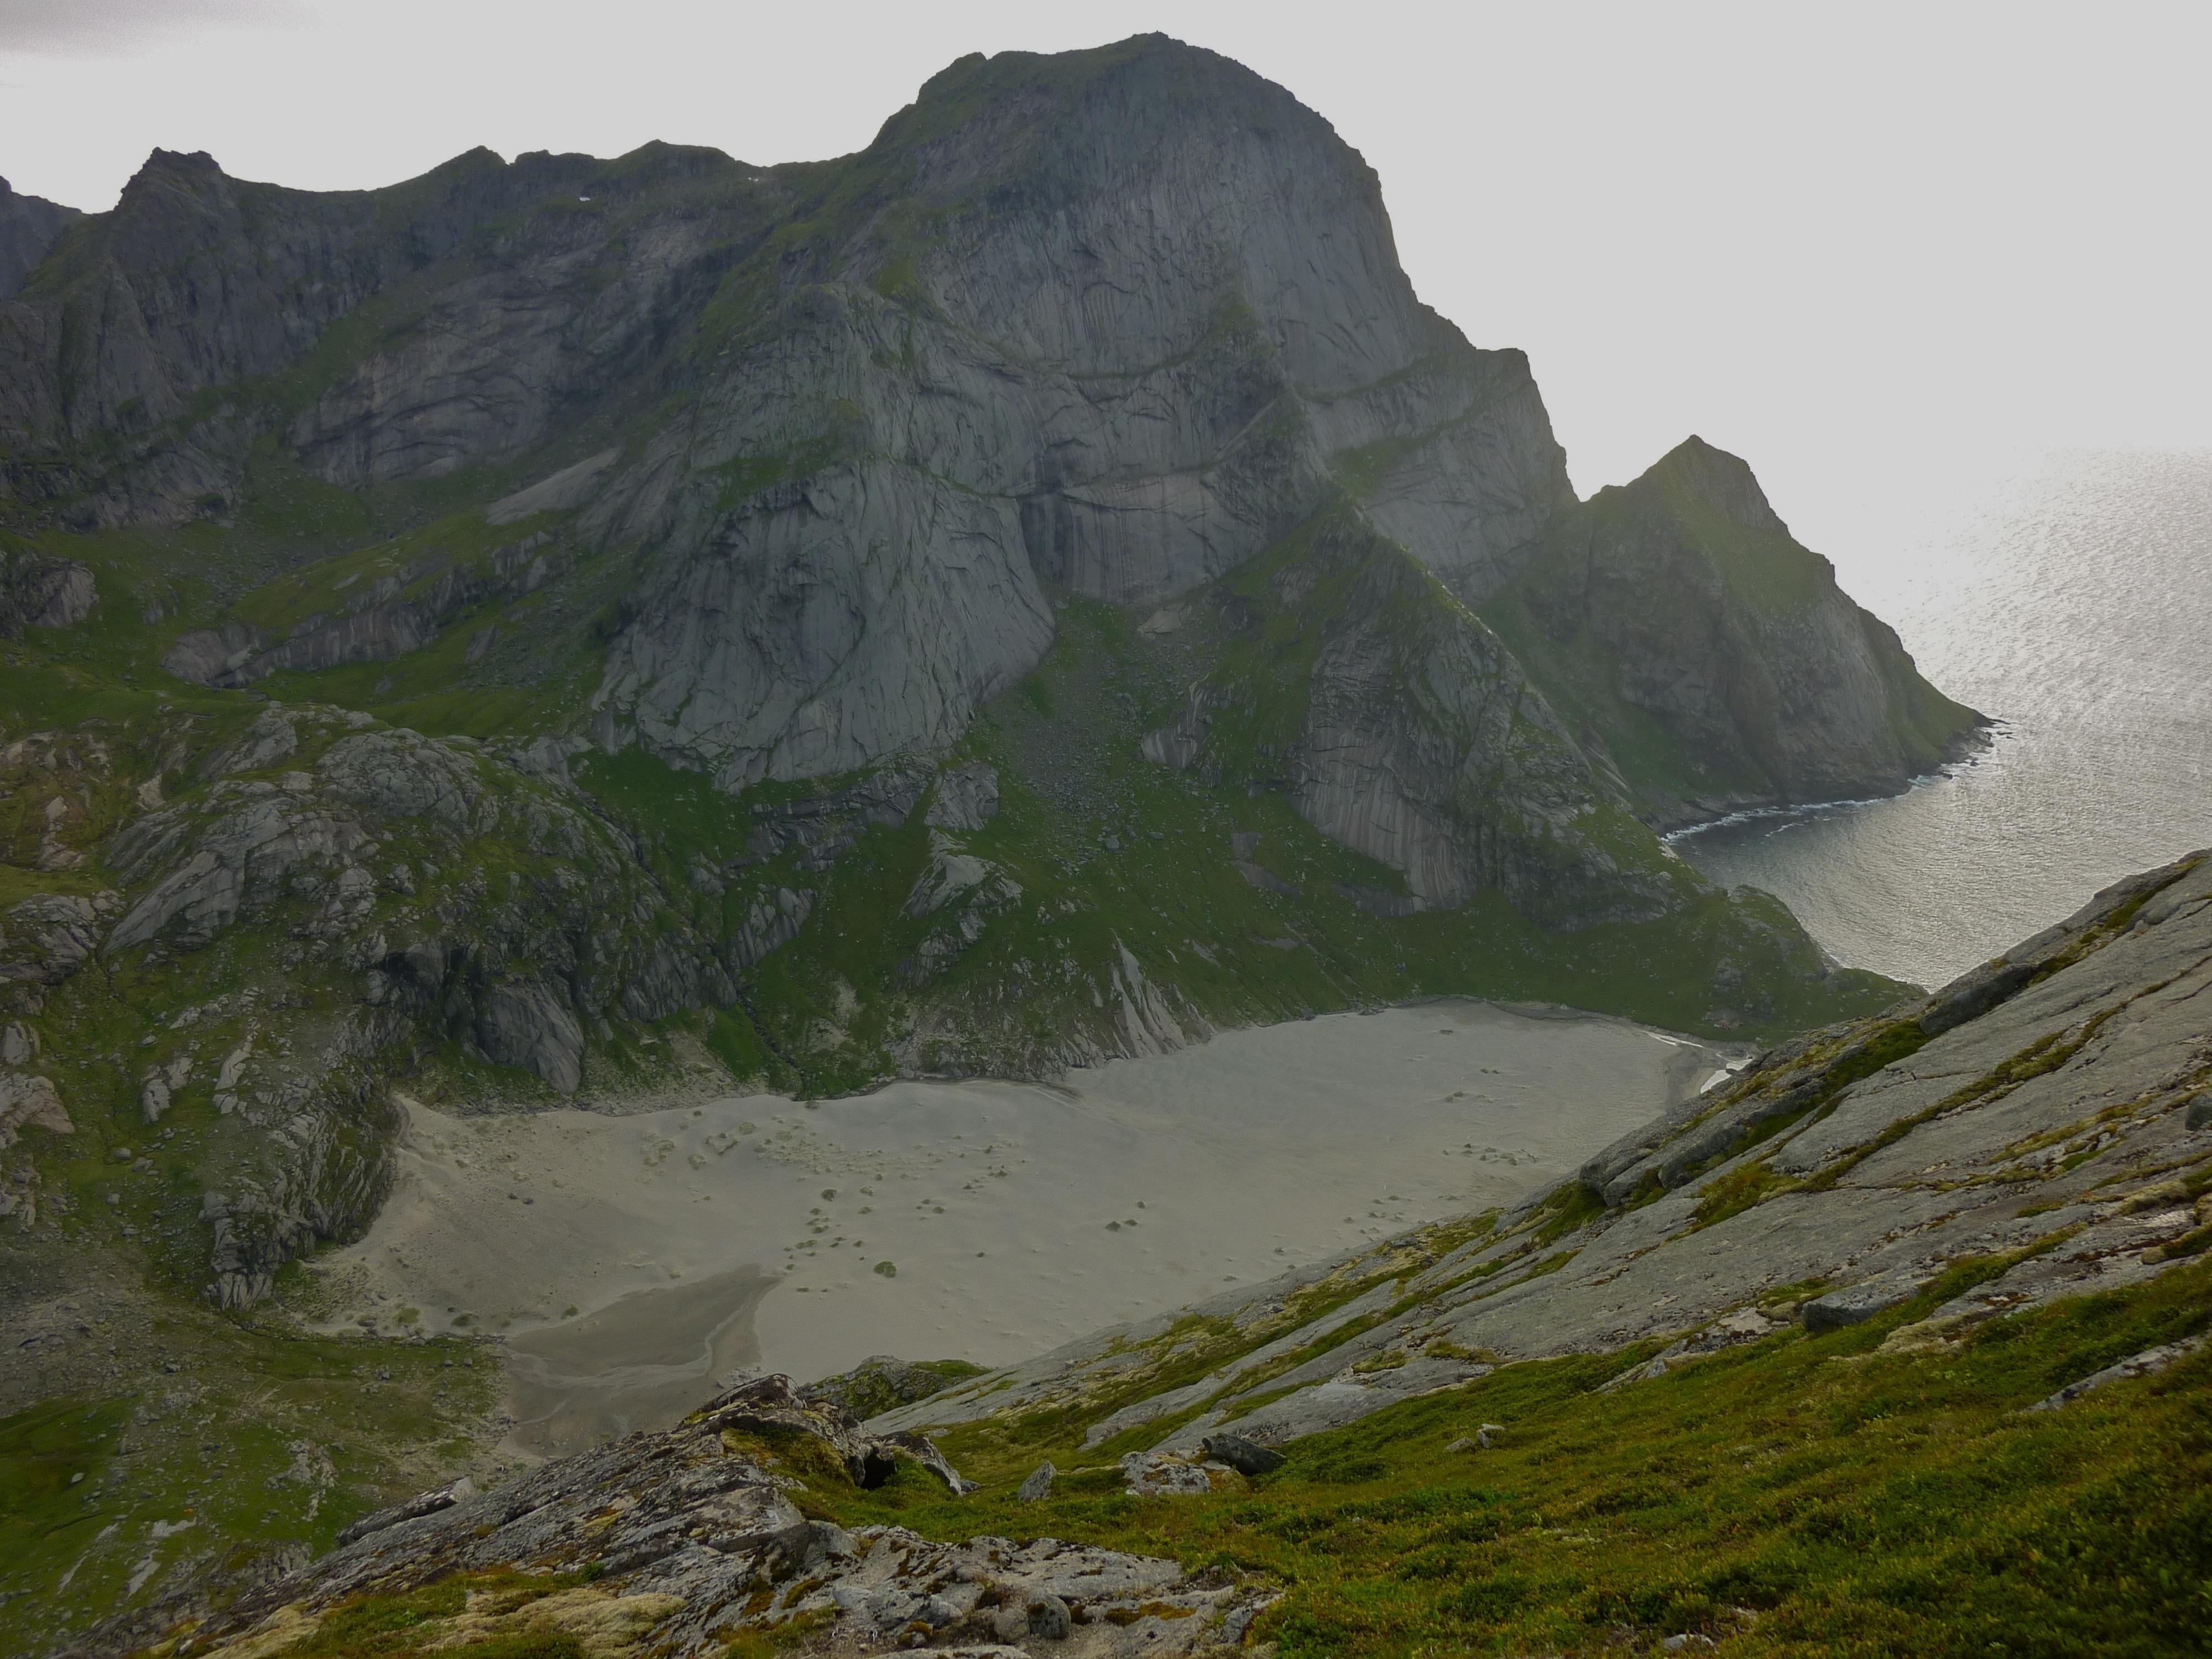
[313,999,1741,1457]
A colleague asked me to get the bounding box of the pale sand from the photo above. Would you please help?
[321,1000,1734,1456]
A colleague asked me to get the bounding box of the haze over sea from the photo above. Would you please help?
[1672,448,2212,993]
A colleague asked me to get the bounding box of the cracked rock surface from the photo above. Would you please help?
[189,1378,1263,1659]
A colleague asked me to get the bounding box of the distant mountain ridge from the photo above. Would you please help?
[0,38,1977,822]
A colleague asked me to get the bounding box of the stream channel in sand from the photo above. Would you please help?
[318,999,1740,1457]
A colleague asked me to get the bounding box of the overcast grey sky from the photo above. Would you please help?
[2,0,2206,554]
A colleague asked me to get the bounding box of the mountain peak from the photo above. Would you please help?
[1642,434,1790,536]
[880,32,1320,181]
[135,147,224,179]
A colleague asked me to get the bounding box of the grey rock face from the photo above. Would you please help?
[927,761,1001,832]
[166,534,566,687]
[1201,1432,1284,1476]
[0,894,108,982]
[1018,1591,1074,1641]
[1321,343,1574,603]
[333,1475,477,1548]
[579,40,1575,790]
[0,1072,70,1148]
[140,1056,191,1124]
[1016,1460,1057,1502]
[319,728,493,832]
[161,623,266,685]
[0,176,81,299]
[1121,1450,1214,1497]
[602,463,1056,785]
[474,981,585,1094]
[200,706,302,776]
[85,703,742,1299]
[106,789,377,952]
[1178,509,1678,921]
[2028,1336,2206,1412]
[800,1354,978,1420]
[0,549,94,637]
[1801,1275,1925,1333]
[0,144,618,507]
[728,887,812,973]
[485,448,621,523]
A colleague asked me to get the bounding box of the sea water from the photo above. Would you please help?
[1671,450,2212,992]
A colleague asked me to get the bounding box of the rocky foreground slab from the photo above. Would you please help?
[180,1376,1264,1658]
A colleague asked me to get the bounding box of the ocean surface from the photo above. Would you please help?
[1671,450,2212,993]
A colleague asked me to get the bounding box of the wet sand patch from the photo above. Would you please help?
[504,1266,775,1456]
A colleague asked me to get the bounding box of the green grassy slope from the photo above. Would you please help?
[785,1254,2212,1657]
[0,1299,505,1657]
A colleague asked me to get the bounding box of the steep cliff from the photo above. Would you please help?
[1484,436,1987,825]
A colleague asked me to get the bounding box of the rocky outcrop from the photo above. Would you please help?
[1137,507,1688,921]
[473,980,585,1093]
[174,1374,1260,1659]
[801,1354,986,1421]
[0,547,93,635]
[73,703,745,1300]
[0,1071,71,1147]
[878,848,2212,1455]
[0,143,732,519]
[0,891,119,984]
[0,176,80,299]
[1496,436,1988,825]
[164,531,566,686]
[585,40,1573,789]
[601,461,1060,786]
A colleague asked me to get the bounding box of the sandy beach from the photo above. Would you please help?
[317,1000,1736,1455]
